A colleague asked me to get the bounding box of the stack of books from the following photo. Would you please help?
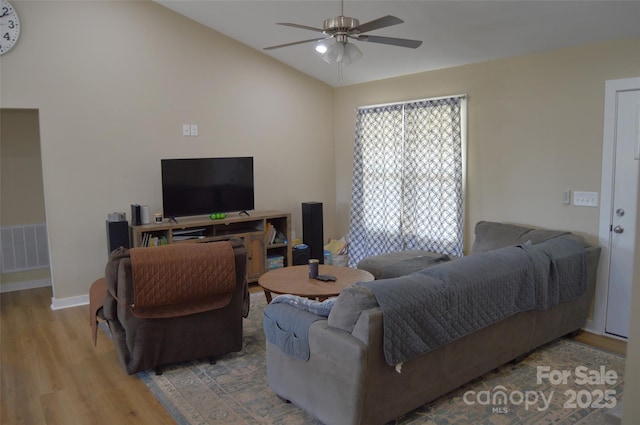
[266,222,287,245]
[142,233,168,247]
[266,222,277,245]
[266,254,284,270]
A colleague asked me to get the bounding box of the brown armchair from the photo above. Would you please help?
[101,238,249,374]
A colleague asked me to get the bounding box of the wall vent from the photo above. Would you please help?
[1,223,50,273]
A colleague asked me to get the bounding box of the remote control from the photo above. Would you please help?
[315,274,336,282]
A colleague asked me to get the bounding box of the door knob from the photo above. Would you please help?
[613,225,624,234]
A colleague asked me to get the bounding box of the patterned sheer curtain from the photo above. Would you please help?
[348,96,465,266]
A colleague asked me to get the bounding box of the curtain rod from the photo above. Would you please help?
[357,93,467,111]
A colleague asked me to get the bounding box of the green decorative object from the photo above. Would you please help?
[210,213,227,220]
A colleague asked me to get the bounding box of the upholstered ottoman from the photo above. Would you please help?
[356,250,451,279]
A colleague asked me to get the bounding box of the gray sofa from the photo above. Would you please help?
[263,221,600,425]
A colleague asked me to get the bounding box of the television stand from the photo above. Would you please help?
[129,210,291,283]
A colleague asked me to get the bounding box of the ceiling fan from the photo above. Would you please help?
[263,0,422,65]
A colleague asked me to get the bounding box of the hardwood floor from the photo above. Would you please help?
[1,286,627,424]
[572,329,627,356]
[1,287,175,425]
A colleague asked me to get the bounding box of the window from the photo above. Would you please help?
[348,96,466,266]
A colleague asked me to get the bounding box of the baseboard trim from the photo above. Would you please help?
[0,278,51,293]
[583,319,597,333]
[583,321,627,341]
[51,293,89,310]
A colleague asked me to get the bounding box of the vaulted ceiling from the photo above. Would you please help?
[155,1,640,87]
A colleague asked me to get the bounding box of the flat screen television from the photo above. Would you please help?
[161,157,254,218]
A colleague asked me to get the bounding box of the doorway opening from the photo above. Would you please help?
[0,108,51,293]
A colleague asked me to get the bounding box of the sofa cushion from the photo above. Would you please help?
[328,284,378,333]
[471,221,571,254]
[357,250,451,279]
[471,221,534,253]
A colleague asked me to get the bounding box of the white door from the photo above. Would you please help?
[605,88,640,338]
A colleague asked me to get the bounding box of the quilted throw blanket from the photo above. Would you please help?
[129,242,236,318]
[521,237,587,309]
[263,303,324,361]
[362,238,586,366]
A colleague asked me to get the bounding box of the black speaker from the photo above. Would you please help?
[106,220,130,254]
[292,245,310,266]
[130,204,141,226]
[302,202,324,264]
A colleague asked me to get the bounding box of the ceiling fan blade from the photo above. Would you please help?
[352,15,403,34]
[356,35,422,49]
[264,37,328,51]
[277,23,325,33]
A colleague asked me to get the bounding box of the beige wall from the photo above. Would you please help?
[0,1,334,300]
[334,38,640,250]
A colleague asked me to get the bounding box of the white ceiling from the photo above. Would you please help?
[155,1,640,87]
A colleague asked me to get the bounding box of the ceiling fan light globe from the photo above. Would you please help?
[322,41,345,63]
[342,43,362,65]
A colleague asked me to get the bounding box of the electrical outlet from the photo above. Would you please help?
[190,124,198,137]
[182,124,191,136]
[573,191,598,207]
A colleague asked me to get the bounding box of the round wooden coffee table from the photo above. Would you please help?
[258,264,374,303]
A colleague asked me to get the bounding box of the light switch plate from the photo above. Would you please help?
[190,124,198,136]
[182,124,190,136]
[573,191,598,207]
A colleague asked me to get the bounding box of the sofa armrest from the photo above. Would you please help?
[327,284,378,333]
[351,307,383,345]
[116,258,135,325]
[267,319,369,425]
[96,253,133,327]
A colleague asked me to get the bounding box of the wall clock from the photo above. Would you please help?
[0,0,20,55]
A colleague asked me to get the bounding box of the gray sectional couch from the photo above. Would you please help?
[263,221,601,425]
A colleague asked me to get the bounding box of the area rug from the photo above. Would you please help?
[138,293,625,425]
